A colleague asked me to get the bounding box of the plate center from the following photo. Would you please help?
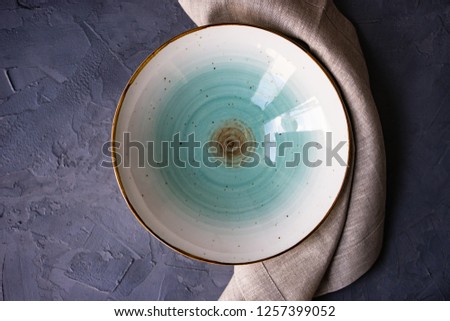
[211,119,255,167]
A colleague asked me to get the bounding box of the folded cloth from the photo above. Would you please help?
[179,0,386,300]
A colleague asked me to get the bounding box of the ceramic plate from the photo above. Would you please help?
[112,24,351,264]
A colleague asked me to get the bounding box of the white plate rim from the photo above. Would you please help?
[111,23,354,265]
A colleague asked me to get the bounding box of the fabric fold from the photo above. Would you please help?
[179,0,386,300]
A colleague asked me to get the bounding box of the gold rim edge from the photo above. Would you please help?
[111,23,354,266]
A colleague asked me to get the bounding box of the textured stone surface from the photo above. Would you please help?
[319,0,450,300]
[0,0,231,301]
[0,0,448,300]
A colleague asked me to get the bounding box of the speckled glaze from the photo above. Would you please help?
[113,25,350,264]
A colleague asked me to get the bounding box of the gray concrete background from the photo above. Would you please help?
[0,0,449,300]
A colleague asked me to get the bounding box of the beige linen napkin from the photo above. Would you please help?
[179,0,386,300]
